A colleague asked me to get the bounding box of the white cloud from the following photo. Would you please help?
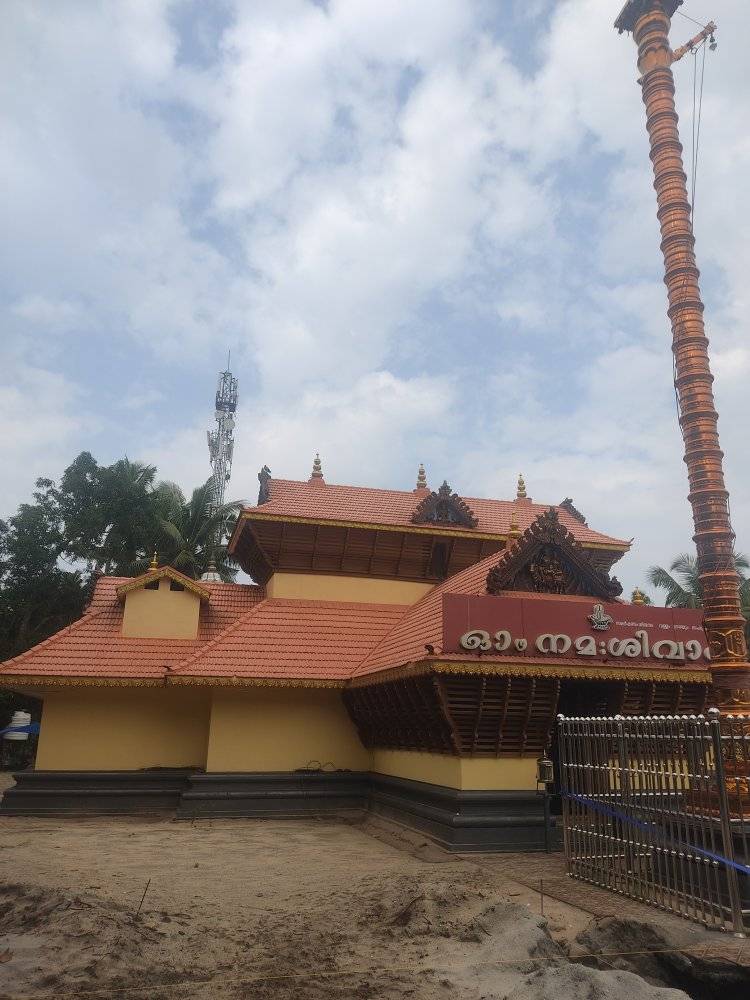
[0,361,90,514]
[11,296,83,328]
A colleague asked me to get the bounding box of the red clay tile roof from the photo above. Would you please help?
[173,599,405,682]
[0,576,402,684]
[354,549,710,679]
[242,478,629,548]
[354,555,493,677]
[0,576,264,680]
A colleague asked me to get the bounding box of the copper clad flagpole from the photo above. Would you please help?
[615,1,749,708]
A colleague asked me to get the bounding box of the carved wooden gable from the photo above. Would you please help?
[411,481,478,529]
[486,508,622,599]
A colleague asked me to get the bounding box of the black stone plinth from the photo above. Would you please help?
[1,769,194,814]
[1,769,561,852]
[177,770,369,818]
[369,773,560,852]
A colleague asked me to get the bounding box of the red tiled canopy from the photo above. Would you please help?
[236,478,630,548]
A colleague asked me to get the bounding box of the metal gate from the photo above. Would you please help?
[557,709,749,934]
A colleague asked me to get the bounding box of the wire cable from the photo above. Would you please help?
[676,8,711,30]
[692,38,707,226]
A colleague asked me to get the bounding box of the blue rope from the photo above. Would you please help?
[562,790,750,877]
[1,723,40,736]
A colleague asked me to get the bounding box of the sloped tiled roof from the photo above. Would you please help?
[354,555,493,677]
[241,478,629,548]
[0,576,401,684]
[173,599,405,682]
[0,576,264,680]
[354,547,710,680]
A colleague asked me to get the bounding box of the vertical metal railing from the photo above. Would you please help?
[557,712,749,935]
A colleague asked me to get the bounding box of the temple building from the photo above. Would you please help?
[0,462,710,849]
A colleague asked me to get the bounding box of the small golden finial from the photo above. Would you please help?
[415,463,428,491]
[632,587,645,606]
[149,552,158,570]
[310,452,324,480]
[516,474,527,500]
[509,510,521,538]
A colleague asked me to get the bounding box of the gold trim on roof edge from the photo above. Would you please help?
[0,674,344,690]
[0,675,165,688]
[236,511,631,550]
[115,567,211,601]
[167,675,344,689]
[348,659,710,687]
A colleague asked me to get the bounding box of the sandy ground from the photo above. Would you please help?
[0,802,746,1000]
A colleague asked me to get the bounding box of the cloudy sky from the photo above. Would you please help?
[2,0,748,595]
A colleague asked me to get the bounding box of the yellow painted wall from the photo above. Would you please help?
[266,572,433,605]
[121,577,200,639]
[35,688,211,770]
[33,685,536,790]
[206,688,371,772]
[371,750,537,790]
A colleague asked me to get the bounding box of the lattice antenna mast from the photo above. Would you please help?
[202,355,238,580]
[207,357,238,516]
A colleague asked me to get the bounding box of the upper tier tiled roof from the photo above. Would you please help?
[244,478,629,548]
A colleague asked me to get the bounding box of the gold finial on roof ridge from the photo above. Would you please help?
[149,552,158,570]
[310,452,324,480]
[632,587,645,606]
[416,463,428,490]
[509,510,521,538]
[516,474,527,500]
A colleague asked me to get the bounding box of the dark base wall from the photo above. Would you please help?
[369,774,559,852]
[1,769,560,853]
[1,770,194,814]
[178,771,370,818]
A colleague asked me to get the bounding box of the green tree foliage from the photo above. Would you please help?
[648,552,750,642]
[34,453,158,574]
[0,506,86,662]
[0,451,242,684]
[0,504,87,723]
[135,480,241,582]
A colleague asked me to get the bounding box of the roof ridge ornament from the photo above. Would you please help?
[560,497,588,525]
[150,552,158,570]
[257,465,272,505]
[516,474,529,501]
[309,453,325,484]
[415,463,428,492]
[411,480,478,529]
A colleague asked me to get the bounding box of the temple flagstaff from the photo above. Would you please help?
[615,0,750,709]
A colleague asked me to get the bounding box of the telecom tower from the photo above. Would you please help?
[201,356,238,582]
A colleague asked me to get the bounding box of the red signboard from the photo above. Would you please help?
[442,594,709,666]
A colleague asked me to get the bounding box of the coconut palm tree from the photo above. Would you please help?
[648,553,749,609]
[648,553,750,644]
[97,458,157,574]
[136,480,242,581]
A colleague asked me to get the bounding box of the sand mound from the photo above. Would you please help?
[572,916,750,1000]
[508,964,689,1000]
[0,882,208,998]
[0,859,703,1000]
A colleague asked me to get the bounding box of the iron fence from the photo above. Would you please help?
[557,709,749,935]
